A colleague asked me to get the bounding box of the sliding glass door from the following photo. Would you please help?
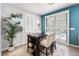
[55,13,68,44]
[45,10,69,45]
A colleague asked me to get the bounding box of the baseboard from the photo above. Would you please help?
[1,42,27,52]
[56,41,69,46]
[1,47,9,51]
[57,42,79,48]
[69,44,79,48]
[14,42,27,47]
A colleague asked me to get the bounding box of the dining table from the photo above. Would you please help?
[27,33,47,56]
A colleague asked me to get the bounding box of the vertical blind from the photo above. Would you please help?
[46,13,67,33]
[25,14,41,33]
[46,12,68,43]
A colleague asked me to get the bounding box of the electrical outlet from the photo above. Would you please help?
[70,28,75,30]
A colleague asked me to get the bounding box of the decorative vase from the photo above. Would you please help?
[8,46,14,51]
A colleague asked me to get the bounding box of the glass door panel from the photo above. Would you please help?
[46,11,69,45]
[55,13,67,44]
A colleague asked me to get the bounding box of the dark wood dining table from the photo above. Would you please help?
[27,33,47,56]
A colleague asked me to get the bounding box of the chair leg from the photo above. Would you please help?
[55,44,56,49]
[46,48,48,56]
[50,44,53,55]
[54,41,56,49]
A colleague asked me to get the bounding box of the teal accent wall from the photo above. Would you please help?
[41,4,79,45]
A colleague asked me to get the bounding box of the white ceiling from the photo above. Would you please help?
[10,3,76,15]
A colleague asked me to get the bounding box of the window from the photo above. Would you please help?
[46,16,56,33]
[25,14,41,33]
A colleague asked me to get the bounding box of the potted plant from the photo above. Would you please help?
[3,19,22,51]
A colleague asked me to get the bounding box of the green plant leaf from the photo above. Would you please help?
[3,19,23,47]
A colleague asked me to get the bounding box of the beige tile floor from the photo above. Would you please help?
[2,43,79,56]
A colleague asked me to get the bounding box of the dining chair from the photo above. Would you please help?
[40,33,56,56]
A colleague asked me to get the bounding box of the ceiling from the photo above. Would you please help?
[10,3,76,15]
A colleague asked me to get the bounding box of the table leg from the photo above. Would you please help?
[27,35,29,53]
[35,38,40,56]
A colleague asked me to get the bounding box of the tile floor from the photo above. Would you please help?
[2,43,79,56]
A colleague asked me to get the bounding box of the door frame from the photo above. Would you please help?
[45,10,69,45]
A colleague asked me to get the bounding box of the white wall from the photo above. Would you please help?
[1,3,41,51]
